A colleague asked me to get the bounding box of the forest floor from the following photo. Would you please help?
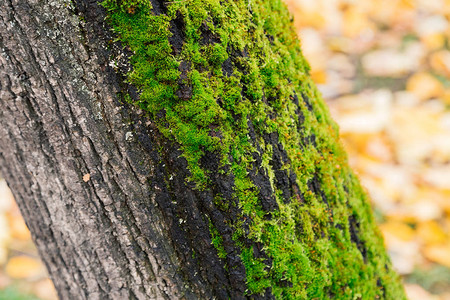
[0,0,450,299]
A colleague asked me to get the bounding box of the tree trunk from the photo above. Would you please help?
[0,0,405,299]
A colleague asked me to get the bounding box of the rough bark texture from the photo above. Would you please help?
[0,0,197,298]
[0,0,406,299]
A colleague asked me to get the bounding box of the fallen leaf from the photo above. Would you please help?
[423,243,450,268]
[430,50,450,77]
[8,214,31,241]
[417,220,447,245]
[342,7,375,38]
[5,256,44,279]
[406,72,444,101]
[83,173,91,182]
[380,221,415,242]
[415,15,448,37]
[422,166,450,189]
[442,90,450,105]
[310,69,327,84]
[333,90,392,133]
[421,33,445,50]
[362,44,424,77]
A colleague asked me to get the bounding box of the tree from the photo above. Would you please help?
[0,0,406,298]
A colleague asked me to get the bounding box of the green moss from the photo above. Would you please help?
[241,247,272,294]
[102,0,406,298]
[208,218,227,260]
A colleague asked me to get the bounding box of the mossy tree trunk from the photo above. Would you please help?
[0,0,406,299]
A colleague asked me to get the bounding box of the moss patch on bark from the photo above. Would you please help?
[101,0,406,298]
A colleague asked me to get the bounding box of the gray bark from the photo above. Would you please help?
[0,0,204,298]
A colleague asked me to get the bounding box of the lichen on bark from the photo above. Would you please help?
[101,0,406,298]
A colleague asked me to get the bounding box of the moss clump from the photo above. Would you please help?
[102,0,406,298]
[208,218,227,260]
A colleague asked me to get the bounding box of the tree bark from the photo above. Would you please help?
[0,0,405,299]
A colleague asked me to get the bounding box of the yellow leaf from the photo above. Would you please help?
[327,37,350,53]
[294,10,326,30]
[445,216,450,233]
[365,134,393,162]
[417,221,447,245]
[446,0,450,16]
[6,256,44,279]
[8,214,31,240]
[430,50,450,77]
[423,243,450,267]
[406,72,444,101]
[421,33,446,50]
[442,89,450,105]
[342,7,374,38]
[379,221,415,242]
[420,188,450,215]
[400,0,415,9]
[310,69,327,84]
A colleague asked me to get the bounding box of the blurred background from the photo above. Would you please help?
[1,0,450,298]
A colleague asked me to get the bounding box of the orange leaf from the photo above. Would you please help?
[83,173,91,182]
[379,221,415,242]
[8,214,31,240]
[406,72,444,101]
[423,243,450,267]
[417,221,447,245]
[6,256,44,279]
